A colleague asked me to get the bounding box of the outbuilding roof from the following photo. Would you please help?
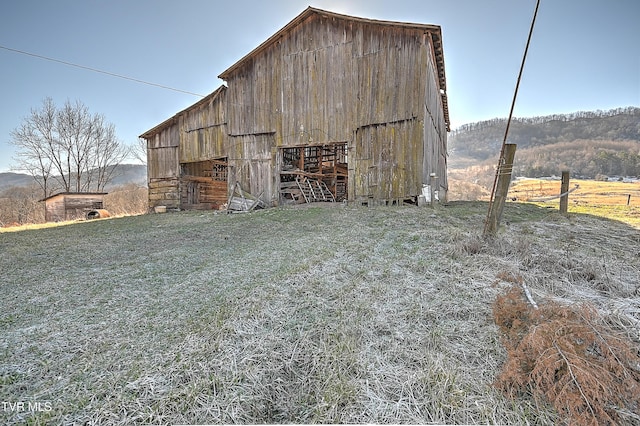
[39,192,108,202]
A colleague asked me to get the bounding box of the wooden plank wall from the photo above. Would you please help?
[228,134,275,206]
[180,90,228,162]
[226,56,278,136]
[352,119,423,203]
[354,26,426,125]
[144,13,448,207]
[147,124,180,209]
[423,45,448,197]
[223,14,440,203]
[180,160,228,210]
[279,16,354,145]
[45,194,105,222]
[45,196,65,222]
[180,177,227,210]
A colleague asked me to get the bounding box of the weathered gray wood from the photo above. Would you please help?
[140,8,450,210]
[484,144,517,236]
[41,192,107,222]
[559,170,570,215]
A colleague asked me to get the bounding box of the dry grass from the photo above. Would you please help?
[509,178,640,228]
[494,287,640,425]
[1,202,638,424]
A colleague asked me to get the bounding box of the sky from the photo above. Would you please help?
[0,0,638,173]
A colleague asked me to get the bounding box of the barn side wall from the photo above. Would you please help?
[147,124,180,209]
[223,15,442,204]
[143,13,448,209]
[422,40,448,200]
[180,90,228,162]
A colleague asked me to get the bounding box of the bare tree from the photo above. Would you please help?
[10,98,58,197]
[92,121,128,192]
[0,185,45,225]
[10,97,130,197]
[131,137,148,165]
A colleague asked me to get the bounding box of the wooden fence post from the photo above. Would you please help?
[559,170,570,215]
[484,144,517,236]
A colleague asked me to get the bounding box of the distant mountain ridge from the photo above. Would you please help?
[0,164,147,193]
[449,106,640,178]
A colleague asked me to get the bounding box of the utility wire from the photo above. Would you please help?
[484,0,540,236]
[1,44,297,117]
[0,44,206,98]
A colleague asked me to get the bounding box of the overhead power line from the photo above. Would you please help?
[0,44,206,98]
[483,0,541,236]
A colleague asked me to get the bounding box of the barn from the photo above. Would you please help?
[40,192,107,222]
[140,7,450,211]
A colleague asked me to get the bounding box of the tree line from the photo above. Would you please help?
[454,106,638,133]
[450,106,640,163]
[512,140,640,178]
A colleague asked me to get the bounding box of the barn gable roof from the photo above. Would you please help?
[139,85,226,139]
[218,6,449,130]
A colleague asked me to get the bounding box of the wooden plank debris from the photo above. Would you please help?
[226,182,267,212]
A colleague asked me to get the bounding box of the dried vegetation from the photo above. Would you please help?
[0,201,638,424]
[494,287,640,425]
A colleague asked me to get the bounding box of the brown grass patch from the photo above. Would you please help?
[493,286,640,425]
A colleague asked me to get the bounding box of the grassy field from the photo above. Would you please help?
[1,202,639,424]
[509,177,640,228]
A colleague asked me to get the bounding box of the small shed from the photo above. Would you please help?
[40,192,107,222]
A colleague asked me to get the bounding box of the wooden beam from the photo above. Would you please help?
[484,144,517,236]
[559,170,570,215]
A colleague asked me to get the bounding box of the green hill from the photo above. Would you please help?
[0,163,146,193]
[449,107,640,178]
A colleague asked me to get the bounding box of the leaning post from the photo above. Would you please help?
[484,144,517,236]
[559,170,570,215]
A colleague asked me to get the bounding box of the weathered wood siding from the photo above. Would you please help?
[143,8,449,208]
[351,25,434,202]
[279,15,354,145]
[180,89,228,162]
[228,134,275,206]
[44,193,105,222]
[351,118,424,203]
[180,177,227,210]
[226,58,279,136]
[147,124,180,209]
[423,43,448,195]
[223,13,443,203]
[44,195,66,222]
[354,26,428,125]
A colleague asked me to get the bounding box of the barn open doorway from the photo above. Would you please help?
[279,142,348,204]
[180,158,228,210]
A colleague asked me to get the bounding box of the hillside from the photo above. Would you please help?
[0,163,147,193]
[449,107,640,179]
[0,172,33,192]
[1,203,639,424]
